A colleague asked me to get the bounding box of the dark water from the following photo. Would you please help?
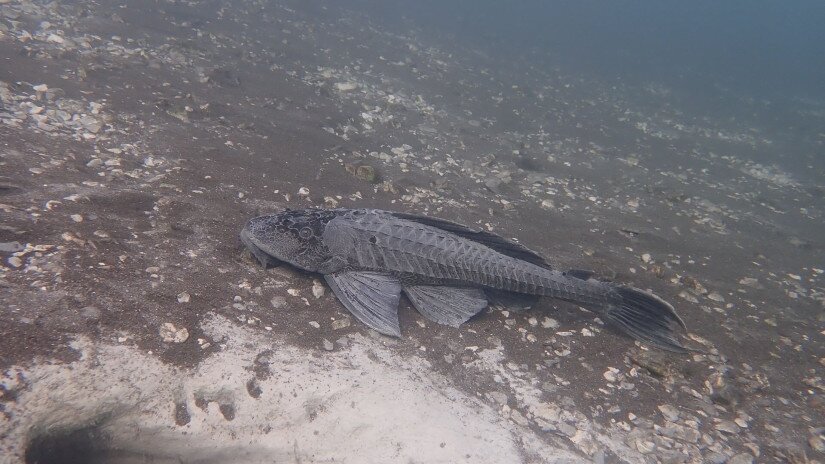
[362,0,825,100]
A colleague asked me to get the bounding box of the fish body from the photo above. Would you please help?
[241,208,687,352]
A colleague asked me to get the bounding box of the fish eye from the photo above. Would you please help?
[298,227,313,239]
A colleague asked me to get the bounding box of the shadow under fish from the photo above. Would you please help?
[240,208,688,352]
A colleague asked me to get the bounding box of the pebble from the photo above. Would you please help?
[641,253,652,264]
[334,82,358,92]
[322,339,334,351]
[311,280,325,299]
[270,296,287,309]
[727,453,754,464]
[541,317,559,329]
[159,323,189,343]
[510,410,530,426]
[738,277,762,288]
[177,292,190,303]
[715,420,740,434]
[309,321,320,329]
[297,187,310,197]
[0,241,23,253]
[7,256,23,268]
[658,404,680,422]
[707,292,725,302]
[70,214,83,222]
[331,318,351,330]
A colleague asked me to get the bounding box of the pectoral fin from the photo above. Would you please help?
[325,271,403,336]
[404,285,488,327]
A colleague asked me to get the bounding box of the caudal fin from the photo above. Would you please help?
[604,286,687,353]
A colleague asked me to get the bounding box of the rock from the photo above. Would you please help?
[177,292,191,303]
[809,431,825,453]
[354,164,377,183]
[334,82,358,92]
[715,420,739,435]
[658,404,680,422]
[7,256,22,268]
[541,317,559,329]
[159,323,189,343]
[0,241,23,252]
[271,296,287,309]
[309,321,320,329]
[311,280,325,299]
[704,452,728,464]
[486,391,508,405]
[331,317,351,330]
[707,292,725,302]
[322,339,334,351]
[727,453,754,464]
[738,277,762,289]
[297,187,310,197]
[510,410,530,427]
[641,253,652,264]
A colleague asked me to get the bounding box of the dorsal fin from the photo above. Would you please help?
[389,212,553,269]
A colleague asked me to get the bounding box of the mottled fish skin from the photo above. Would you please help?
[241,208,688,352]
[323,209,608,304]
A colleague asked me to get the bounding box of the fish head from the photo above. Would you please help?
[241,209,336,272]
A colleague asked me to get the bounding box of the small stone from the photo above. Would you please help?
[331,317,351,330]
[527,317,538,326]
[159,323,189,343]
[707,292,725,302]
[487,391,508,405]
[355,164,377,183]
[809,433,825,453]
[704,452,728,464]
[738,277,762,289]
[0,241,23,253]
[541,317,559,329]
[510,410,530,426]
[727,453,754,464]
[309,321,321,329]
[7,256,22,268]
[70,214,83,222]
[177,292,190,303]
[271,296,287,309]
[46,33,64,44]
[603,368,619,382]
[297,187,310,197]
[287,288,300,296]
[311,280,325,299]
[557,422,577,437]
[641,253,652,264]
[322,339,334,351]
[334,82,358,92]
[658,404,680,422]
[715,420,740,434]
[32,84,48,92]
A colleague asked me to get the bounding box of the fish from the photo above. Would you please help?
[240,208,687,352]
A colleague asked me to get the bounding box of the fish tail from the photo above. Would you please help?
[602,286,688,352]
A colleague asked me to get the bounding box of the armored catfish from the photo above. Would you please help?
[241,208,687,352]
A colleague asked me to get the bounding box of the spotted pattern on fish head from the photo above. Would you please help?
[242,209,340,272]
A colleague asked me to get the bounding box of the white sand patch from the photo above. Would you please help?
[1,314,585,463]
